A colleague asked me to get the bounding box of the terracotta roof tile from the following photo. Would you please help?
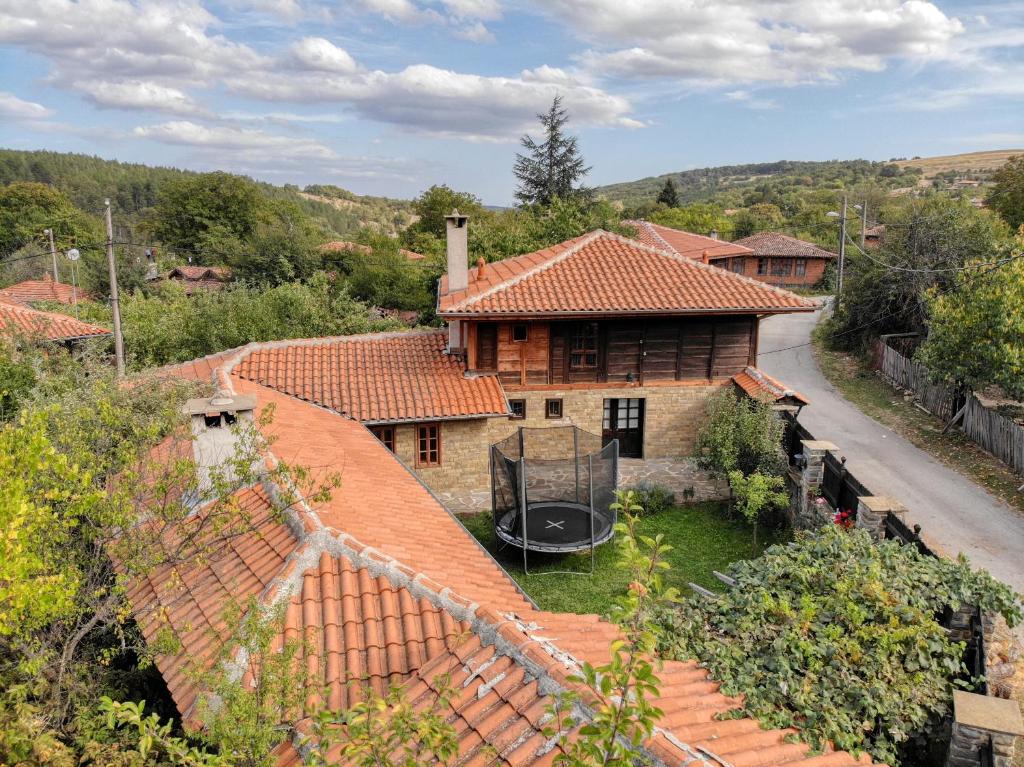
[0,274,93,305]
[438,230,813,317]
[232,331,509,423]
[0,300,110,342]
[732,232,837,260]
[733,366,810,406]
[626,220,752,260]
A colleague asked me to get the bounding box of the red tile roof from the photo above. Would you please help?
[321,240,426,261]
[128,352,882,767]
[0,273,92,305]
[626,220,752,261]
[165,265,231,294]
[0,300,110,342]
[732,232,836,260]
[733,366,810,406]
[231,330,509,423]
[437,230,814,318]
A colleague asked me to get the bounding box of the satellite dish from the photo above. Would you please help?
[66,248,80,261]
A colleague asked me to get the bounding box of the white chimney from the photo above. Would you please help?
[182,389,258,507]
[445,209,469,294]
[709,229,719,240]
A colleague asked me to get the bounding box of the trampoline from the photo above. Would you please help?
[490,425,618,571]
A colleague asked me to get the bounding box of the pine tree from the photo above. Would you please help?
[657,177,679,207]
[513,96,591,207]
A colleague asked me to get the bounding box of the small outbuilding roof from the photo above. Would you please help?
[0,273,91,305]
[437,230,814,318]
[0,299,110,342]
[731,232,836,260]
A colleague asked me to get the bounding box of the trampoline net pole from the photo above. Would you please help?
[573,427,580,504]
[519,455,529,574]
[589,453,595,574]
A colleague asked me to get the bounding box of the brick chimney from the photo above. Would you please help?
[445,209,469,294]
[702,250,710,264]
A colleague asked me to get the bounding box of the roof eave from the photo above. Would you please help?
[438,306,815,319]
[361,410,511,426]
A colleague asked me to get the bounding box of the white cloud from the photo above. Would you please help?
[724,90,778,110]
[453,20,495,43]
[288,37,359,73]
[0,91,54,120]
[74,80,208,116]
[537,0,966,85]
[134,120,336,159]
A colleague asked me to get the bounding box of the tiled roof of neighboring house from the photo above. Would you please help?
[321,239,426,261]
[231,330,509,423]
[166,265,231,294]
[625,220,752,261]
[731,232,836,260]
[864,224,885,239]
[128,350,881,767]
[437,230,814,318]
[0,273,92,305]
[733,366,810,407]
[0,300,110,342]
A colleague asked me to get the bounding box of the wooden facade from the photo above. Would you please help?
[710,256,828,288]
[466,316,757,387]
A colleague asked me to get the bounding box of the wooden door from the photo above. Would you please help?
[476,323,497,371]
[602,398,644,458]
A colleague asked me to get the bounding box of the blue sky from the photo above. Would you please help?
[1,0,1022,205]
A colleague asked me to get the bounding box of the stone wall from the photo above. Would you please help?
[384,381,725,513]
[619,458,728,502]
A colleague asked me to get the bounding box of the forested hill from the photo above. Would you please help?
[0,148,414,236]
[595,159,926,207]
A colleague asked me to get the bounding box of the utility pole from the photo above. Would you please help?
[105,199,125,376]
[44,228,59,282]
[837,196,847,306]
[859,200,868,250]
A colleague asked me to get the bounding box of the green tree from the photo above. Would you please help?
[727,470,788,549]
[655,177,679,207]
[731,202,785,238]
[988,155,1024,230]
[648,202,733,240]
[514,96,592,207]
[917,239,1024,398]
[405,185,485,241]
[145,172,268,261]
[0,181,100,258]
[658,525,1021,765]
[693,389,786,477]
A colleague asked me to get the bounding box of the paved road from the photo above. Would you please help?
[758,307,1024,595]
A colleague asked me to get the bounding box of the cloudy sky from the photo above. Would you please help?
[1,0,1022,204]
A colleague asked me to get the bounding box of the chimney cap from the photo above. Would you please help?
[445,209,468,226]
[182,392,257,416]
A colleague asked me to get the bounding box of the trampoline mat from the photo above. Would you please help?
[497,501,613,552]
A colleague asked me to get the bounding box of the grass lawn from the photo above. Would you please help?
[457,502,787,616]
[811,327,1024,518]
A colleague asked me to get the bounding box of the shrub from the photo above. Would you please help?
[657,525,1021,765]
[694,389,786,477]
[727,470,788,548]
[626,482,675,515]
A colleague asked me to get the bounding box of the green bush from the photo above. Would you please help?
[657,525,1021,765]
[626,482,675,515]
[694,389,786,477]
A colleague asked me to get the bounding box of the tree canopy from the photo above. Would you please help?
[513,96,591,207]
[988,155,1024,230]
[656,177,679,207]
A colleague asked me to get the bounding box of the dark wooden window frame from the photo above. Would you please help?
[730,258,744,273]
[757,257,769,275]
[771,258,793,276]
[545,398,563,419]
[569,322,599,369]
[794,258,807,276]
[415,423,441,467]
[369,425,396,453]
[509,399,527,419]
[511,323,529,342]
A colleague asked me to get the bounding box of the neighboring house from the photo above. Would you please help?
[864,224,885,248]
[626,219,751,263]
[165,265,231,294]
[132,352,878,767]
[0,298,110,344]
[321,239,426,261]
[0,273,91,306]
[730,232,836,287]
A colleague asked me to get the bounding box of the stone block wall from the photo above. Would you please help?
[382,382,725,513]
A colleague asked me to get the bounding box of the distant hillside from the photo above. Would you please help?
[897,150,1022,177]
[595,159,925,207]
[0,149,413,236]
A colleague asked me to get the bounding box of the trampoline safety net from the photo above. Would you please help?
[490,426,618,554]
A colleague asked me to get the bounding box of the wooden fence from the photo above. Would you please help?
[876,335,961,421]
[962,395,1024,477]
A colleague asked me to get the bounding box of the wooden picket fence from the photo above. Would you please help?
[876,335,961,421]
[877,335,1024,477]
[963,395,1024,477]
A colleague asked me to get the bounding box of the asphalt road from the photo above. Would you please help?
[758,307,1024,595]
